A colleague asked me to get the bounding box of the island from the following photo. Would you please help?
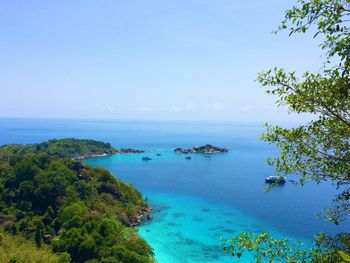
[174,144,229,154]
[120,148,145,153]
[0,138,154,263]
[0,138,119,161]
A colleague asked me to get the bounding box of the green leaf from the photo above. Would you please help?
[338,251,350,262]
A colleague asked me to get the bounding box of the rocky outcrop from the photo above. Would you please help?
[73,152,113,160]
[120,148,145,153]
[127,204,153,227]
[174,144,229,154]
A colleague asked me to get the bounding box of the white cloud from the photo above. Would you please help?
[185,103,196,112]
[239,104,255,112]
[169,106,181,112]
[138,106,154,112]
[208,102,225,112]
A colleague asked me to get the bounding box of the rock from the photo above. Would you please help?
[126,204,153,226]
[185,156,192,160]
[156,153,161,156]
[120,148,145,153]
[174,148,195,154]
[175,144,229,154]
[142,157,152,161]
[73,152,112,160]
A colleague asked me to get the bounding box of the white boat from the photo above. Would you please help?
[265,176,286,184]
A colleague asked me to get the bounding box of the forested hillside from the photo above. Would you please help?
[0,138,119,161]
[0,139,154,263]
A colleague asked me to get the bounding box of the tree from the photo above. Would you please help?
[226,0,350,261]
[35,227,42,248]
[259,0,350,224]
[224,232,350,263]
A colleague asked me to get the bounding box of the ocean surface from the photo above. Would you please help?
[0,118,348,262]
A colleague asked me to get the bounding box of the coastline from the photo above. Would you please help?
[79,153,153,227]
[73,152,116,160]
[128,203,153,227]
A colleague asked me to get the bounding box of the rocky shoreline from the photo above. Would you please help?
[73,151,116,160]
[73,152,153,227]
[127,203,153,227]
[174,144,229,154]
[73,148,146,159]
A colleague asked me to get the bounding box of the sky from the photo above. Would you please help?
[0,0,324,122]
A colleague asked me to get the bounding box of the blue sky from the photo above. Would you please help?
[0,0,323,122]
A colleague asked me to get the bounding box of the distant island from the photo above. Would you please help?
[0,138,149,161]
[174,144,229,154]
[0,138,119,161]
[120,148,145,153]
[0,138,154,262]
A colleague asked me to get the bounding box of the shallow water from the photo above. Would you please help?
[137,192,284,263]
[0,118,348,262]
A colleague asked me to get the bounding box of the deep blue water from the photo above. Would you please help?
[0,118,348,262]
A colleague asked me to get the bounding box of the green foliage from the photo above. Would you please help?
[338,250,350,262]
[0,138,118,162]
[35,227,43,248]
[0,150,153,262]
[260,0,350,223]
[224,232,350,263]
[227,0,350,262]
[0,229,64,263]
[276,0,350,67]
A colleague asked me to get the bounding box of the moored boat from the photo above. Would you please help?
[265,176,286,184]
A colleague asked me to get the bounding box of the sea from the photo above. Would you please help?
[0,118,347,262]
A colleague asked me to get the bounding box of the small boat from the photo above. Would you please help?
[265,176,286,184]
[142,157,152,161]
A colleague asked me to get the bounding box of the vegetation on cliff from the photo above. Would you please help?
[0,229,68,263]
[0,139,154,262]
[0,138,118,162]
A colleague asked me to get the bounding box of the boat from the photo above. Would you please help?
[265,176,286,184]
[142,157,152,161]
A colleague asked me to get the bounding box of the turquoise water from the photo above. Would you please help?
[137,192,291,263]
[0,118,348,262]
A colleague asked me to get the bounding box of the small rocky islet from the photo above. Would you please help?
[174,144,229,154]
[120,148,145,153]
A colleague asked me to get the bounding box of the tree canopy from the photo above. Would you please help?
[259,0,350,224]
[0,138,118,162]
[0,140,154,263]
[226,0,350,261]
